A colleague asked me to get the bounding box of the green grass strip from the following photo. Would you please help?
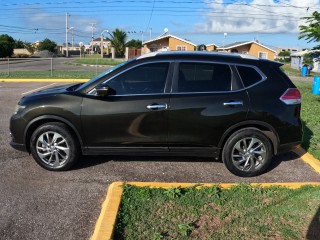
[114,184,320,240]
[296,82,320,159]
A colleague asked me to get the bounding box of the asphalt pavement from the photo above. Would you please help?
[0,82,319,240]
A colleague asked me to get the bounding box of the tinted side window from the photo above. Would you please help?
[237,66,263,87]
[177,63,232,92]
[106,62,169,95]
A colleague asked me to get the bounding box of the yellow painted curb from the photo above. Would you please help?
[91,181,320,240]
[91,182,123,240]
[294,147,320,174]
[0,78,89,82]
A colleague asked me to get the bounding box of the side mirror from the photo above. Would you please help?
[96,86,114,97]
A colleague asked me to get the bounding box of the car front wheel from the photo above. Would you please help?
[30,122,79,171]
[222,128,273,177]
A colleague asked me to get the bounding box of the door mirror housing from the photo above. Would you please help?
[96,86,114,97]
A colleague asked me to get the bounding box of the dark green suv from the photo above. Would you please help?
[10,52,302,177]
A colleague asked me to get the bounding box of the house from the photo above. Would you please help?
[206,43,218,51]
[143,34,197,53]
[217,41,276,60]
[90,37,111,48]
[291,50,320,72]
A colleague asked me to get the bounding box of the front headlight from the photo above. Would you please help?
[14,104,26,114]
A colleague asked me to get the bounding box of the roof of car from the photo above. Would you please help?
[137,51,259,60]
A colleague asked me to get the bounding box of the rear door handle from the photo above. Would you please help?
[146,103,168,110]
[223,101,243,106]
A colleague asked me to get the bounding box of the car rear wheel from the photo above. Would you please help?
[30,122,79,171]
[222,128,273,177]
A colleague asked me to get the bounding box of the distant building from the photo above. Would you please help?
[217,41,276,60]
[143,34,197,53]
[206,43,218,51]
[291,50,320,71]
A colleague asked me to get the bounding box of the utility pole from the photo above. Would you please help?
[66,12,69,57]
[90,23,96,54]
[71,28,74,48]
[149,27,152,40]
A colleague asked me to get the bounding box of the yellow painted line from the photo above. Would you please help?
[91,182,123,240]
[91,181,320,240]
[294,147,320,174]
[0,78,89,82]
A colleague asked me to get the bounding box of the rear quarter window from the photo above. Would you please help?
[237,66,263,87]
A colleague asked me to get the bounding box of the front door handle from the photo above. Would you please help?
[223,101,243,106]
[146,103,168,110]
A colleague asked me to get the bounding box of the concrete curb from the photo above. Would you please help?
[91,181,320,240]
[0,79,89,82]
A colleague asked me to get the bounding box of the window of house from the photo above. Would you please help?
[104,62,169,95]
[177,62,232,92]
[176,46,187,51]
[236,66,263,87]
[259,52,267,59]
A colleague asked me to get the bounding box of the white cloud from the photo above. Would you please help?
[195,0,320,34]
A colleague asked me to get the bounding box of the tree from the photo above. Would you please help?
[14,39,25,48]
[37,38,57,52]
[109,29,127,57]
[278,51,291,57]
[299,11,320,49]
[126,39,142,48]
[24,42,36,55]
[0,34,15,57]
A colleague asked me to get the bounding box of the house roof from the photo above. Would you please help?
[206,43,219,47]
[290,49,320,57]
[92,37,110,42]
[143,34,197,47]
[217,41,276,53]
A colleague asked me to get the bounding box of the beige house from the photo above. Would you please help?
[206,43,218,51]
[143,34,196,53]
[217,41,276,60]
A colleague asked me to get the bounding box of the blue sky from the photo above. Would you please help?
[0,0,319,49]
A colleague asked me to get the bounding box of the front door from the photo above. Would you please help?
[81,62,171,152]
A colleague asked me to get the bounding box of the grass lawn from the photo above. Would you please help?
[281,64,301,77]
[72,58,125,66]
[295,82,320,159]
[114,184,320,239]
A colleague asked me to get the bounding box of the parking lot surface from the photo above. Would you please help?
[1,82,319,239]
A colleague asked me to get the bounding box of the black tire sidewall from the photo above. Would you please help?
[30,123,79,171]
[222,129,273,177]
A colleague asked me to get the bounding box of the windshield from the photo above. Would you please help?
[76,60,132,91]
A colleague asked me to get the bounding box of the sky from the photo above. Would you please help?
[0,0,320,50]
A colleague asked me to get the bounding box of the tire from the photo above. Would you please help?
[222,128,273,177]
[30,122,79,171]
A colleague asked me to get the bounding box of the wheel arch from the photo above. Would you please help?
[24,115,84,153]
[218,121,279,156]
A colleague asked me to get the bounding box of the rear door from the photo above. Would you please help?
[168,61,250,155]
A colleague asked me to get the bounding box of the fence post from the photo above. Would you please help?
[51,58,53,77]
[96,58,98,75]
[7,58,10,76]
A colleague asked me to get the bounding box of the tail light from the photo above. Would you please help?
[280,88,301,105]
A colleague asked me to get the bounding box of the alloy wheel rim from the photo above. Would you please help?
[36,131,70,168]
[231,137,266,172]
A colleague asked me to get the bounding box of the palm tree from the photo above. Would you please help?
[109,29,127,58]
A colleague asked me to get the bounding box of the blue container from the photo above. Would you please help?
[302,66,308,77]
[312,76,320,95]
